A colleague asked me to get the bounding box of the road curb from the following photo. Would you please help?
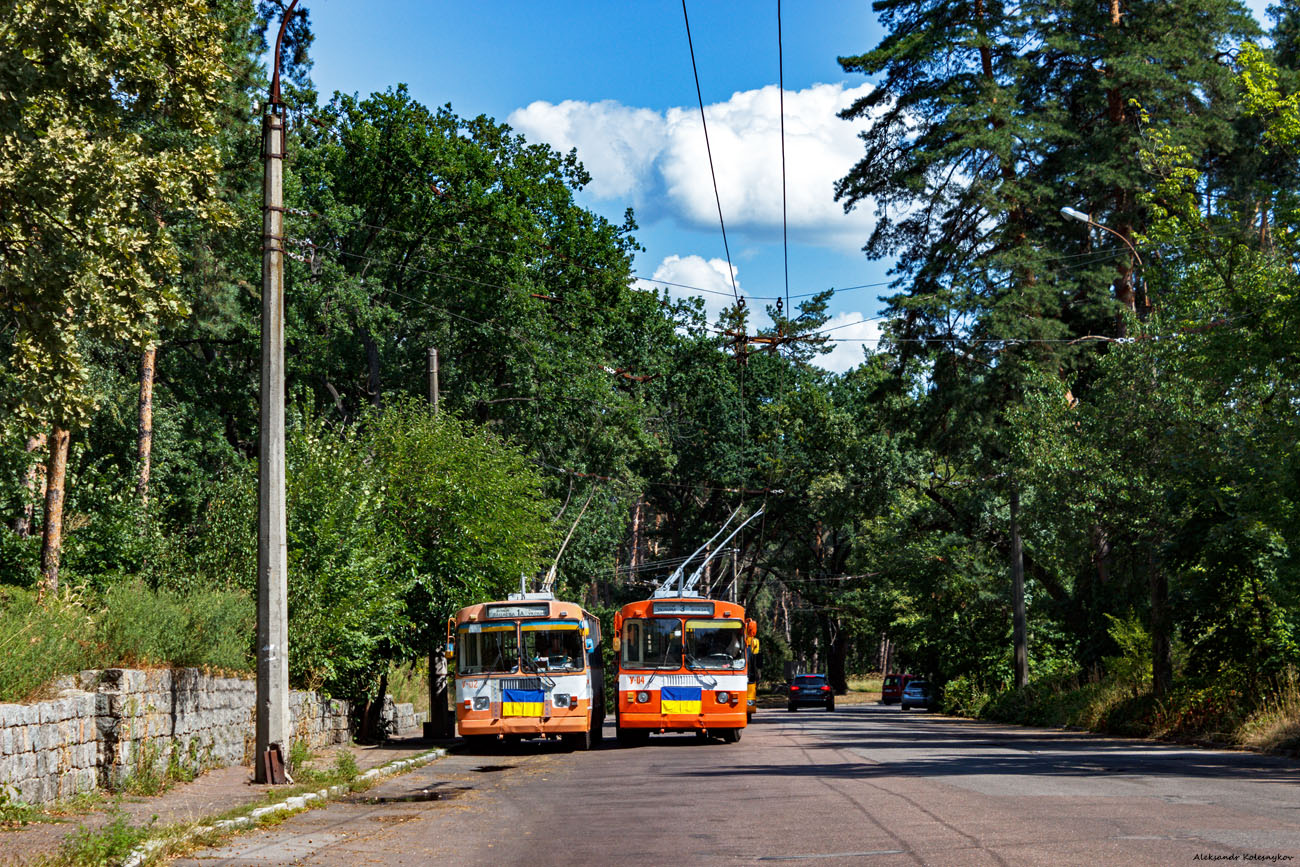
[121,747,451,867]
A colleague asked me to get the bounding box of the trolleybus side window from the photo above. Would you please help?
[621,618,683,669]
[684,619,745,670]
[522,622,584,672]
[457,624,518,674]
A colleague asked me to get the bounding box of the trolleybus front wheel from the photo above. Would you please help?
[563,727,593,751]
[616,726,649,746]
[720,727,742,744]
[461,734,497,753]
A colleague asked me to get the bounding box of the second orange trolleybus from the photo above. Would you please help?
[614,591,756,743]
[612,506,763,744]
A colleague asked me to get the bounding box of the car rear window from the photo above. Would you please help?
[795,676,826,685]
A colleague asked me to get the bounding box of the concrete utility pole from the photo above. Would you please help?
[255,0,298,785]
[427,347,439,413]
[425,347,450,739]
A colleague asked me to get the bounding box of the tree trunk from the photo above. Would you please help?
[39,425,71,597]
[360,671,390,743]
[1011,487,1029,688]
[13,433,47,537]
[363,330,381,408]
[630,497,643,572]
[430,652,450,737]
[1149,547,1172,697]
[137,342,156,506]
[828,624,849,695]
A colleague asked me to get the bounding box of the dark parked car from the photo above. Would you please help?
[880,673,915,705]
[900,679,934,711]
[787,674,835,711]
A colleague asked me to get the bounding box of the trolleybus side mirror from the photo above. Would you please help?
[612,635,621,653]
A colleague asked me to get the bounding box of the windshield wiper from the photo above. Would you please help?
[683,653,701,671]
[520,654,556,688]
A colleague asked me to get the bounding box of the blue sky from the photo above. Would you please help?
[303,0,1274,373]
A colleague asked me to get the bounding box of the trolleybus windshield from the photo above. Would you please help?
[457,623,518,674]
[621,618,683,669]
[522,621,584,672]
[684,619,745,670]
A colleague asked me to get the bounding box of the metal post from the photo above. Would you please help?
[427,347,439,411]
[730,549,737,602]
[256,106,290,783]
[425,345,449,739]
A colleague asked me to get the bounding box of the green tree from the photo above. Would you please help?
[835,0,1258,692]
[0,0,233,590]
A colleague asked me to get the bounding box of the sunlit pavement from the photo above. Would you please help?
[174,702,1300,866]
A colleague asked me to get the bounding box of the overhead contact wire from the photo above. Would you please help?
[778,0,789,316]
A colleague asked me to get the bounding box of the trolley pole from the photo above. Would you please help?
[426,346,450,739]
[255,0,298,784]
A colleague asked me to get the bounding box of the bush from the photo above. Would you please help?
[942,674,990,717]
[96,583,253,672]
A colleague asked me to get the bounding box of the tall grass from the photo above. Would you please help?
[1237,669,1300,753]
[386,659,430,711]
[0,588,97,703]
[976,669,1300,754]
[0,584,254,703]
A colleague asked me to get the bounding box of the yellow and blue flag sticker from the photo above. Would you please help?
[661,686,702,715]
[503,689,544,716]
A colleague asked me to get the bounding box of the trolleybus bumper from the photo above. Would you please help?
[616,710,747,731]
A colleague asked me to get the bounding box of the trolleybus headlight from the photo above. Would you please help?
[636,691,650,704]
[716,691,730,704]
[472,696,490,711]
[553,693,570,708]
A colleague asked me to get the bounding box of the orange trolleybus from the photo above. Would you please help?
[447,591,605,750]
[613,591,757,744]
[612,507,763,745]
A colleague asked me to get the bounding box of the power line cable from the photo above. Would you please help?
[681,0,739,304]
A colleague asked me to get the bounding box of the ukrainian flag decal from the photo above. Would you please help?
[503,689,544,716]
[660,686,702,715]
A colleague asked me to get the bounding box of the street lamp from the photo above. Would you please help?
[1060,206,1143,268]
[1061,205,1148,316]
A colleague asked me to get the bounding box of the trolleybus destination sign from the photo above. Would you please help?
[484,603,551,619]
[652,600,714,615]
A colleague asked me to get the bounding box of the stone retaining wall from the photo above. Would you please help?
[0,668,419,806]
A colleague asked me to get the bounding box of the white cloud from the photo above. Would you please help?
[812,311,882,374]
[509,99,665,200]
[635,254,762,327]
[509,82,877,249]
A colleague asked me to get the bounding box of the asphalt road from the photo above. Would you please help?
[174,703,1300,866]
